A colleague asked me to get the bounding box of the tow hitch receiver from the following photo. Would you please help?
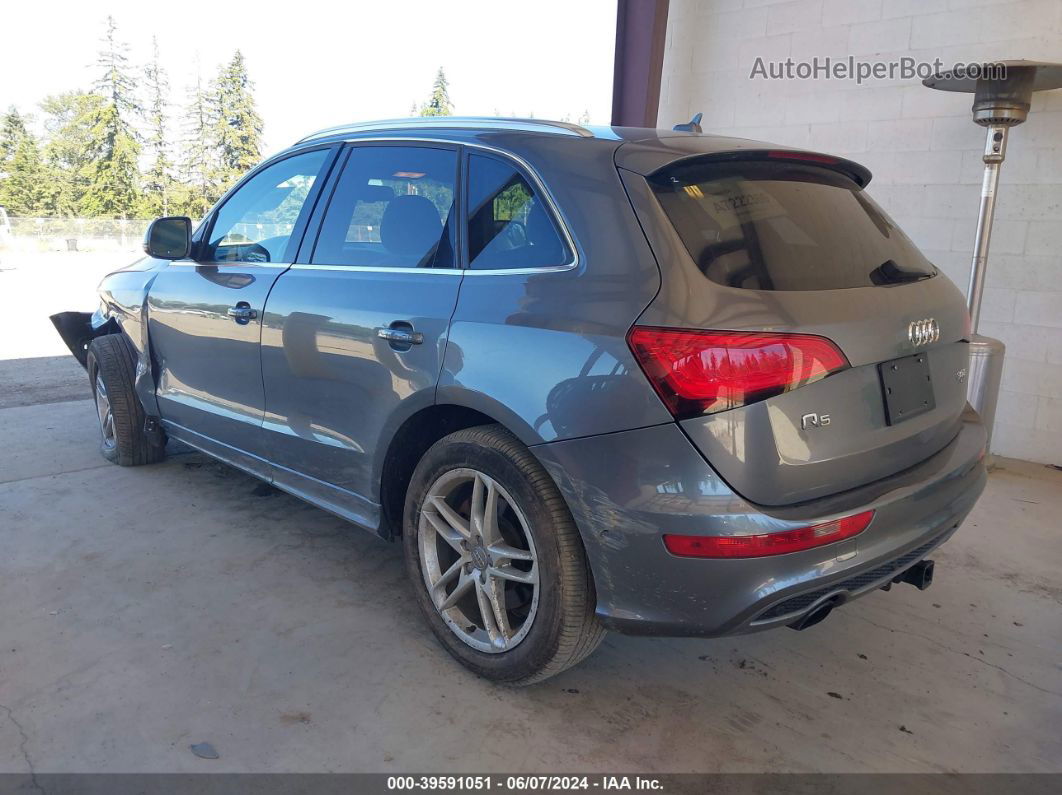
[896,559,935,591]
[790,559,937,631]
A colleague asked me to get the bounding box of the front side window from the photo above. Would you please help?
[205,149,329,264]
[466,154,570,270]
[312,146,457,268]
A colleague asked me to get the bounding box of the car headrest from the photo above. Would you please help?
[380,195,442,258]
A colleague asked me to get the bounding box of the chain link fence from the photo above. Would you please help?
[0,217,152,253]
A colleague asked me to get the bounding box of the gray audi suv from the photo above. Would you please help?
[53,117,987,684]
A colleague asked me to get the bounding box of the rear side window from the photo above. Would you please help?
[649,160,936,291]
[313,146,457,268]
[466,153,570,270]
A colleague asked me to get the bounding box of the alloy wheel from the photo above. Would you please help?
[418,468,539,653]
[94,373,116,450]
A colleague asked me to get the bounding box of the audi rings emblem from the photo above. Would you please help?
[908,318,940,347]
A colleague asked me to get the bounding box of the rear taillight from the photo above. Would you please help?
[627,327,849,419]
[663,511,874,558]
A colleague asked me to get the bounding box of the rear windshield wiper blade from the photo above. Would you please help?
[869,259,934,286]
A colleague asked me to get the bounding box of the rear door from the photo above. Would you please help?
[624,154,971,506]
[259,143,462,527]
[148,147,333,474]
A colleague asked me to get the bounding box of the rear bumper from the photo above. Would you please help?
[531,407,986,637]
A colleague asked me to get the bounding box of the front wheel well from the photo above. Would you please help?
[379,404,498,539]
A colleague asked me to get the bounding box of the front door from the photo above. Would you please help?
[148,147,333,474]
[260,143,462,528]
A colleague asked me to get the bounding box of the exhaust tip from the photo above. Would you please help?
[900,560,935,591]
[788,597,839,631]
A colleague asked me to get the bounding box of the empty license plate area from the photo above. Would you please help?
[879,353,935,425]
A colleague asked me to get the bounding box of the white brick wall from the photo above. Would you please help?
[658,0,1062,465]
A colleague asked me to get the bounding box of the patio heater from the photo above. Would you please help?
[923,60,1062,453]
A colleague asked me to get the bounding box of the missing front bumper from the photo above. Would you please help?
[50,311,101,368]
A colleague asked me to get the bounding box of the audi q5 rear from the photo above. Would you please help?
[56,118,986,683]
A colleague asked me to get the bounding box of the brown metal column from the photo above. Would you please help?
[611,0,670,128]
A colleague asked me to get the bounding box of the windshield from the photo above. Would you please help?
[649,160,937,291]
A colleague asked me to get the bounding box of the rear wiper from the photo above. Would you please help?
[869,259,933,286]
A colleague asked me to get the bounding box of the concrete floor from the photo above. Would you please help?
[0,356,1060,774]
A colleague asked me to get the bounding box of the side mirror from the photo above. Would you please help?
[143,216,192,260]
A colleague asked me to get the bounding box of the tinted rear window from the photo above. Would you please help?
[649,160,936,291]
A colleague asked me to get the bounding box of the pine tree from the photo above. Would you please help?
[39,92,105,217]
[95,16,140,117]
[0,132,46,216]
[419,67,453,117]
[212,51,263,191]
[80,103,141,217]
[0,107,28,210]
[174,62,219,219]
[82,16,141,217]
[1,107,29,167]
[141,37,174,217]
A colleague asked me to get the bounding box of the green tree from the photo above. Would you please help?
[1,107,29,166]
[39,92,106,216]
[174,64,219,219]
[80,103,141,217]
[82,16,141,217]
[140,37,174,217]
[95,15,141,117]
[418,67,453,117]
[0,131,46,215]
[212,50,263,190]
[0,106,29,208]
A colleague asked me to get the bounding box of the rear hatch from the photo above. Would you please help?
[623,147,971,506]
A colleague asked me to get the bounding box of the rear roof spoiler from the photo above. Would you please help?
[615,135,873,188]
[648,149,873,188]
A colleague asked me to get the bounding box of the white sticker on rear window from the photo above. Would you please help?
[697,180,787,229]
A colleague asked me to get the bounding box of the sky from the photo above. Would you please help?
[1,0,617,155]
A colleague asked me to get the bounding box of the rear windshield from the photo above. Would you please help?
[649,160,936,291]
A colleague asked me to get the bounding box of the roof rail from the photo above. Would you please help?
[297,116,595,144]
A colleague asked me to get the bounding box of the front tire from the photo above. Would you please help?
[86,334,165,466]
[403,425,604,685]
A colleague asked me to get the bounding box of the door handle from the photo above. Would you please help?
[376,325,423,347]
[227,303,258,323]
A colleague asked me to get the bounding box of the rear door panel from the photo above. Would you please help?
[259,267,461,524]
[258,143,463,528]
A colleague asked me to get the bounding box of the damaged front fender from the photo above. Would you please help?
[50,308,117,369]
[50,261,165,423]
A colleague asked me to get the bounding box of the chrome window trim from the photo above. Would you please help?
[287,263,575,276]
[289,264,462,274]
[168,261,293,269]
[295,136,580,276]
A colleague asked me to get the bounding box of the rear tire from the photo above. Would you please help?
[86,334,165,466]
[403,425,605,685]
